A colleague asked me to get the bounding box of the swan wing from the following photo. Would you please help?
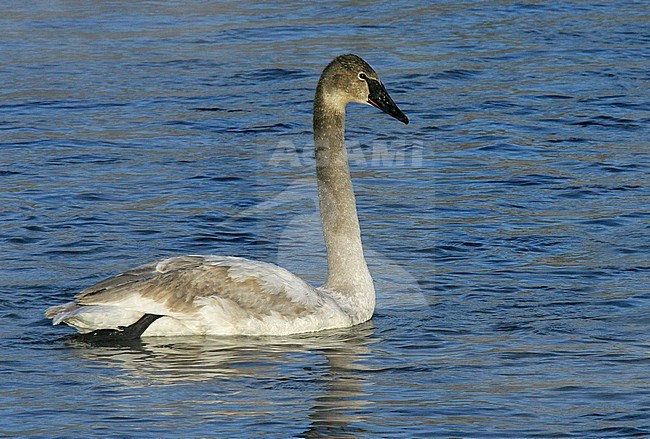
[73,255,323,319]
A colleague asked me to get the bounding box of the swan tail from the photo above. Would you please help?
[45,303,145,334]
[45,302,80,325]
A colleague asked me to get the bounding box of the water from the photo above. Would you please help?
[1,1,649,437]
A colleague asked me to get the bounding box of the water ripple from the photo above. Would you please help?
[1,1,648,437]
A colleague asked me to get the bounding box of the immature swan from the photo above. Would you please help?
[45,54,409,337]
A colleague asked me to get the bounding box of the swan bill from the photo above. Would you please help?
[366,78,409,125]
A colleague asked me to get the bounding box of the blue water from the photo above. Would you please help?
[1,1,649,437]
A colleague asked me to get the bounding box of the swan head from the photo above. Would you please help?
[319,54,409,125]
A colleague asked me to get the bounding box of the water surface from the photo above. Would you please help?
[1,1,649,437]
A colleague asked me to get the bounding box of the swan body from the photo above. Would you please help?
[45,54,409,337]
[47,256,361,336]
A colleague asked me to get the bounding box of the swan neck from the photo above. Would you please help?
[313,86,374,301]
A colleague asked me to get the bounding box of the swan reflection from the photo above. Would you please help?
[66,323,377,437]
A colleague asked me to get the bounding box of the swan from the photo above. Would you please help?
[45,54,409,338]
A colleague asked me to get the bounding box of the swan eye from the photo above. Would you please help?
[358,72,368,81]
